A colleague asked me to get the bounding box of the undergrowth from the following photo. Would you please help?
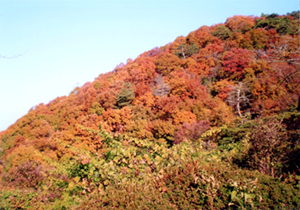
[1,112,299,209]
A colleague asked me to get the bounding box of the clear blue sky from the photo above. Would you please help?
[0,0,298,131]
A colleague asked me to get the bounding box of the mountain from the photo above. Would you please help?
[1,12,300,209]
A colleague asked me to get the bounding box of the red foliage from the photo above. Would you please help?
[0,13,298,191]
[2,161,46,189]
[154,95,180,120]
[174,121,210,144]
[222,48,255,79]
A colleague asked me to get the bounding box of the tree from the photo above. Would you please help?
[221,48,255,80]
[186,25,215,48]
[151,75,170,97]
[174,43,199,59]
[226,82,250,117]
[255,13,299,35]
[255,35,300,110]
[174,121,210,144]
[240,28,268,49]
[212,25,232,40]
[116,83,135,108]
[247,117,290,177]
[225,15,255,33]
[212,79,235,100]
[184,58,210,76]
[155,53,181,75]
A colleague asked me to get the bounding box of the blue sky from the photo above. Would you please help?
[0,0,298,131]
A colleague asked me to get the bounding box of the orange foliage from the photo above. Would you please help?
[102,107,133,133]
[126,57,156,83]
[6,145,43,172]
[225,15,255,33]
[1,13,298,186]
[154,95,180,120]
[187,26,215,48]
[126,118,153,139]
[133,91,155,108]
[193,43,223,67]
[169,36,186,54]
[168,70,190,97]
[97,89,117,109]
[155,53,181,75]
[30,120,53,138]
[213,80,234,100]
[173,110,197,125]
[184,58,210,76]
[134,82,152,98]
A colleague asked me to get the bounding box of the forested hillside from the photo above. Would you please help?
[0,12,300,209]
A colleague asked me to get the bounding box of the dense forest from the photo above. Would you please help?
[0,12,300,209]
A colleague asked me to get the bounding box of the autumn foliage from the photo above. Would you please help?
[0,11,300,209]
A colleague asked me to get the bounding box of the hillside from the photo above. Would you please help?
[0,12,300,209]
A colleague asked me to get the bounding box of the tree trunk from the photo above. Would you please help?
[236,88,242,117]
[181,46,186,59]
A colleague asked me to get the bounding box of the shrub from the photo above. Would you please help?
[174,121,210,144]
[3,161,45,189]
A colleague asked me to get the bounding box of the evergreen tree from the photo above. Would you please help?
[116,82,135,108]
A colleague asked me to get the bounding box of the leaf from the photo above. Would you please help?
[108,171,114,176]
[155,155,161,162]
[73,176,81,183]
[68,181,75,189]
[103,180,110,186]
[231,190,237,201]
[144,154,152,164]
[113,156,120,163]
[244,193,254,202]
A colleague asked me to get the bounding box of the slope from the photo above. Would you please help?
[0,12,300,209]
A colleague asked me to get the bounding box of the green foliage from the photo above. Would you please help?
[88,102,103,115]
[94,81,101,89]
[0,134,14,156]
[255,13,299,35]
[244,117,290,176]
[115,83,135,108]
[212,25,232,40]
[213,114,300,177]
[1,120,300,209]
[1,11,300,210]
[73,158,300,209]
[174,43,199,59]
[287,11,300,20]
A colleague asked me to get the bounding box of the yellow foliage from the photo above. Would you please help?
[7,145,44,171]
[201,124,228,138]
[68,181,75,189]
